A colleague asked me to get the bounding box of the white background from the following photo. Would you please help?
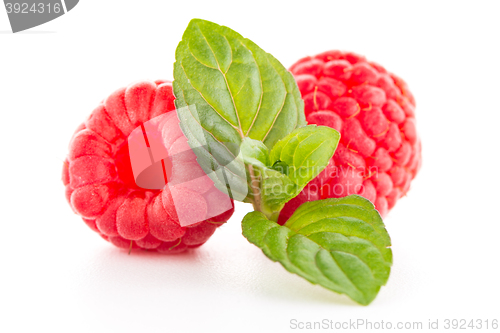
[1,1,499,332]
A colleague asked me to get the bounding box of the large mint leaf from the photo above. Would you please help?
[269,125,340,188]
[173,19,305,201]
[242,195,392,305]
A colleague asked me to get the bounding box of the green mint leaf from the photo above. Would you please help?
[173,19,305,201]
[174,19,305,148]
[269,125,340,189]
[238,137,270,168]
[242,195,392,305]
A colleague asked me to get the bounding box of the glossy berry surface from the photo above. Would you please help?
[63,80,233,253]
[279,51,421,224]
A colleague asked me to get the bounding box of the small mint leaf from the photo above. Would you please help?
[242,195,392,305]
[238,137,270,168]
[260,167,298,213]
[269,125,340,188]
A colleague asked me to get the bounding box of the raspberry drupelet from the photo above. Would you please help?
[279,51,421,224]
[63,80,234,253]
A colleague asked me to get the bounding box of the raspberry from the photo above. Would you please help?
[63,80,234,253]
[280,51,422,222]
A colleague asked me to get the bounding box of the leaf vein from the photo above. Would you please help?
[261,60,290,142]
[296,139,330,169]
[245,43,264,137]
[197,29,243,136]
[330,249,377,282]
[326,250,366,299]
[180,61,240,133]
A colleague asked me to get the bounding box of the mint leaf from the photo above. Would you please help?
[173,19,305,201]
[242,195,392,305]
[238,137,270,168]
[269,125,340,189]
[174,19,305,148]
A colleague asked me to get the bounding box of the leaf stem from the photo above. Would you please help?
[247,164,262,212]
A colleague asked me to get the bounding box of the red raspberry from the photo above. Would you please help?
[279,51,421,224]
[63,80,234,253]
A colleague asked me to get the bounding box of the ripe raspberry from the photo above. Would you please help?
[279,51,421,224]
[63,80,234,253]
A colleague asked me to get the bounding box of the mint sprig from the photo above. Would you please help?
[173,18,393,305]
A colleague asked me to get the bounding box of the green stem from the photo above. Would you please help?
[247,164,261,211]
